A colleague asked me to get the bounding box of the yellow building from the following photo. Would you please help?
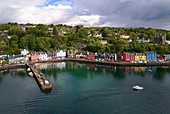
[135,53,146,62]
[120,35,130,39]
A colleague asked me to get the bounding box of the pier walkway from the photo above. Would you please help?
[26,63,52,92]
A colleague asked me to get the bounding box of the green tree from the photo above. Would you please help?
[19,37,28,49]
[130,32,137,41]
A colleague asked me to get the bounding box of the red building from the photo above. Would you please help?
[122,52,135,62]
[87,53,95,60]
[162,54,170,61]
[29,52,40,61]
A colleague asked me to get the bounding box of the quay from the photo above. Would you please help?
[0,64,25,71]
[32,58,170,67]
[26,63,52,92]
[69,59,170,67]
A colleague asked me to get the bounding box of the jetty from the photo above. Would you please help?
[26,63,52,92]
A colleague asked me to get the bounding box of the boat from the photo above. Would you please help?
[27,68,31,72]
[28,72,34,77]
[133,85,143,90]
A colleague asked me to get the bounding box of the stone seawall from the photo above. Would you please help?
[69,59,170,67]
[0,64,26,71]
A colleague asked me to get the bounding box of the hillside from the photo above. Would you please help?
[0,23,170,55]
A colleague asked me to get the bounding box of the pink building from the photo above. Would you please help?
[29,52,40,61]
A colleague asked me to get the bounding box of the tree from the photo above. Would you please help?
[101,28,109,37]
[166,32,170,40]
[130,32,137,41]
[148,28,156,40]
[9,35,18,47]
[19,37,28,49]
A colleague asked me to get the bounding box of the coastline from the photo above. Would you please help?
[1,58,170,71]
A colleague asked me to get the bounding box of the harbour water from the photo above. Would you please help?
[1,62,170,114]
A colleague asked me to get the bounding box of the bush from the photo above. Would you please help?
[2,60,8,65]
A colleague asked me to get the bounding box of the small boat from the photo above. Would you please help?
[133,85,143,90]
[28,72,34,77]
[27,68,31,72]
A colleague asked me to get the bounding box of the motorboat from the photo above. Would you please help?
[133,85,143,90]
[28,72,34,77]
[27,68,31,72]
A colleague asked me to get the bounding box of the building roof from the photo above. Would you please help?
[0,52,6,55]
[8,55,25,59]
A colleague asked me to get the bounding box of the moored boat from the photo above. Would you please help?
[133,85,143,90]
[28,72,34,77]
[27,68,31,72]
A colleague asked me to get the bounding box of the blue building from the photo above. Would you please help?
[95,54,104,61]
[146,52,157,62]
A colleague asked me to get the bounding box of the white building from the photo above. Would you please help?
[137,37,150,43]
[39,52,48,60]
[8,55,26,64]
[20,49,29,56]
[56,50,66,58]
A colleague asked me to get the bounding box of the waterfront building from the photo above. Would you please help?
[157,54,164,61]
[56,50,66,58]
[75,51,87,59]
[67,50,77,58]
[47,50,56,59]
[162,54,170,61]
[145,52,157,62]
[75,52,81,58]
[47,50,66,59]
[30,52,40,61]
[104,53,117,61]
[87,53,95,60]
[95,54,104,61]
[135,53,146,62]
[7,55,26,64]
[38,52,48,60]
[122,52,135,62]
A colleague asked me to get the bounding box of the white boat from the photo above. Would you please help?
[28,72,34,77]
[133,85,143,90]
[27,68,31,72]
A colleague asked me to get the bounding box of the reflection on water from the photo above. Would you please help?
[1,62,170,114]
[38,62,170,81]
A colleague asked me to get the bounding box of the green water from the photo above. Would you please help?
[1,62,170,114]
